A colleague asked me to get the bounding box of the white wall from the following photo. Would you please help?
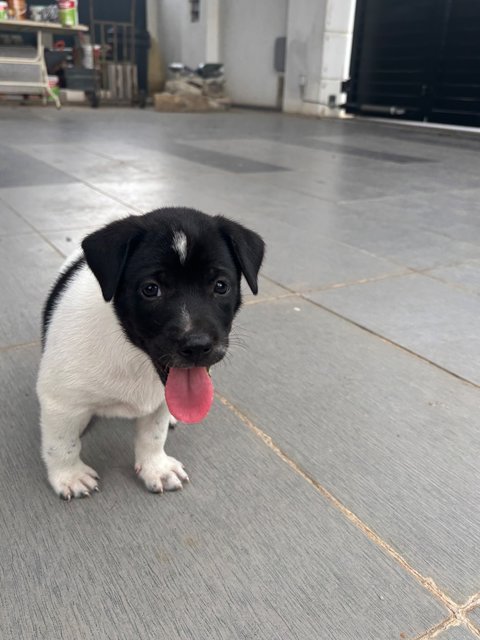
[146,0,165,93]
[182,7,207,68]
[283,0,327,112]
[284,0,356,116]
[220,0,288,108]
[155,0,206,68]
[149,0,357,115]
[320,0,356,112]
[155,0,183,65]
[152,0,287,107]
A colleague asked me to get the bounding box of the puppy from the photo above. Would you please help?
[37,207,265,499]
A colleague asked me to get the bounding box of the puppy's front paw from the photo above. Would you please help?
[135,455,189,494]
[48,462,99,500]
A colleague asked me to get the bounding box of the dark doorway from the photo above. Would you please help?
[345,0,480,127]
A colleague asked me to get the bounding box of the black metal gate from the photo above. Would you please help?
[345,0,480,127]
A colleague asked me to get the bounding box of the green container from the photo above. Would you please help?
[58,1,77,27]
[47,86,60,102]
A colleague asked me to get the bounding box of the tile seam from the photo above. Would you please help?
[243,293,296,306]
[259,272,480,391]
[414,600,480,639]
[259,270,413,296]
[413,616,459,640]
[293,270,413,293]
[0,340,40,353]
[463,593,480,612]
[466,618,480,638]
[299,294,480,392]
[216,392,457,616]
[0,196,65,258]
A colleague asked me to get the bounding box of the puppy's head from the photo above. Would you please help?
[82,207,264,378]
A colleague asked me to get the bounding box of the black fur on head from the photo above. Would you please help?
[82,207,265,377]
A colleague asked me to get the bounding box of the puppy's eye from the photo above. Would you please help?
[214,280,230,295]
[141,282,161,298]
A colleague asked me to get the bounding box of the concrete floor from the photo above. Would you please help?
[1,106,480,640]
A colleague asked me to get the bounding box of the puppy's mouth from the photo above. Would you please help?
[156,363,215,424]
[155,347,226,425]
[163,366,213,424]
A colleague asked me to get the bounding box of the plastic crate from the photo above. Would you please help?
[64,67,98,91]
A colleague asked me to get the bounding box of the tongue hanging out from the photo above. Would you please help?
[165,367,214,424]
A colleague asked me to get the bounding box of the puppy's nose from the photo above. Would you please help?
[179,333,213,359]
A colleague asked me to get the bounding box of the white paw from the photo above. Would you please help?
[48,462,99,500]
[135,455,189,494]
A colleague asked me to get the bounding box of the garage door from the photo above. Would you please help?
[345,0,480,127]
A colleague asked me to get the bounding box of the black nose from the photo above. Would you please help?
[179,334,213,360]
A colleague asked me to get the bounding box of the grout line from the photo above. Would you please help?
[420,268,480,298]
[263,258,480,300]
[216,392,458,616]
[300,295,480,389]
[0,197,65,258]
[74,181,144,214]
[413,616,459,640]
[0,229,39,238]
[35,229,66,258]
[0,152,144,253]
[414,616,460,640]
[0,340,40,353]
[218,390,480,640]
[259,270,412,297]
[243,293,296,306]
[258,272,480,391]
[0,179,141,260]
[293,270,412,294]
[76,144,129,164]
[15,141,224,207]
[259,273,296,293]
[301,294,480,392]
[414,600,480,640]
[463,593,480,612]
[466,619,480,638]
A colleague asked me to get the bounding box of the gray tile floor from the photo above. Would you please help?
[1,105,480,640]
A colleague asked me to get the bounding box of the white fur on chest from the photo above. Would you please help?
[37,261,164,419]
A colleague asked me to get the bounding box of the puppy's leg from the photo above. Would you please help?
[40,399,99,500]
[134,402,188,493]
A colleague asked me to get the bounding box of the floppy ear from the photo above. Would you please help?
[81,216,142,302]
[217,216,265,295]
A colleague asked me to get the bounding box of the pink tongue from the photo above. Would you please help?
[165,367,214,424]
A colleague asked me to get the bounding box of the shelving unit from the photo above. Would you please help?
[0,19,88,108]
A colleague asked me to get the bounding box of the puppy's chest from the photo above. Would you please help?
[95,367,165,419]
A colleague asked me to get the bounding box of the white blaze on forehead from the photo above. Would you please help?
[180,303,192,331]
[172,231,188,264]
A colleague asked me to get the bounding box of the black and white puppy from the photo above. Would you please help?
[37,207,265,500]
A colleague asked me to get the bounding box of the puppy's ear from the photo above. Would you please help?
[217,217,265,295]
[82,216,142,302]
